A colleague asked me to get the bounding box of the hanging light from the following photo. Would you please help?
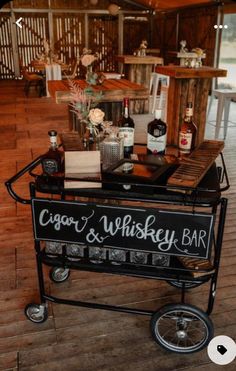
[108,3,120,16]
[89,0,98,5]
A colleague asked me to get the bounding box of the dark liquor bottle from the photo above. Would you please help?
[118,97,135,158]
[179,102,197,155]
[147,109,167,155]
[42,130,63,175]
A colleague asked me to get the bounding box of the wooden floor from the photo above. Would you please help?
[0,80,236,371]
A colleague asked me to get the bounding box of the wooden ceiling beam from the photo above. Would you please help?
[121,0,154,11]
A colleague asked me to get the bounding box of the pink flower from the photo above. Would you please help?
[88,108,105,125]
[81,54,96,67]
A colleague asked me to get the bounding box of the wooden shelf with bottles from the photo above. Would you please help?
[155,65,227,148]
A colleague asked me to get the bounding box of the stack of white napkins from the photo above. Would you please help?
[102,72,121,79]
[64,151,101,189]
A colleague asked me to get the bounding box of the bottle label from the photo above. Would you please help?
[186,107,193,117]
[179,132,193,152]
[49,136,57,146]
[119,127,134,147]
[42,159,58,174]
[124,106,129,118]
[147,133,166,153]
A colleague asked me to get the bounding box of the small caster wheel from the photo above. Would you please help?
[25,303,48,323]
[49,267,70,283]
[168,281,203,289]
[150,303,214,354]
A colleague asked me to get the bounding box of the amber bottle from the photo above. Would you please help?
[179,102,197,155]
[42,130,63,175]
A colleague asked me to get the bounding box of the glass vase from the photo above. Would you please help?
[86,65,98,85]
[83,126,103,151]
[100,131,124,170]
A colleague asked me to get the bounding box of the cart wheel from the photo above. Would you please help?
[25,303,48,323]
[49,267,70,283]
[150,303,213,354]
[168,281,203,289]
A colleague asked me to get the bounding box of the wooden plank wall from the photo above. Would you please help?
[178,5,218,66]
[53,13,84,65]
[0,13,15,79]
[123,15,151,55]
[16,13,49,70]
[88,15,119,72]
[0,0,124,79]
[155,4,218,66]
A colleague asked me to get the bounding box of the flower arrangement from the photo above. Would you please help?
[68,79,104,137]
[80,48,99,85]
[36,39,56,63]
[81,47,99,67]
[88,108,105,134]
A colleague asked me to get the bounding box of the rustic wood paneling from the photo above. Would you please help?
[151,13,165,53]
[16,13,49,70]
[53,13,84,65]
[88,15,119,72]
[152,4,218,66]
[0,13,15,79]
[178,6,218,66]
[0,1,220,80]
[162,13,178,65]
[11,0,49,8]
[123,15,151,55]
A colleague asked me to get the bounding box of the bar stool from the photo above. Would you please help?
[149,72,169,114]
[207,89,236,139]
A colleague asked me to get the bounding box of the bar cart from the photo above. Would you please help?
[5,142,229,354]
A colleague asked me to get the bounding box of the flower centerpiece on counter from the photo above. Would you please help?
[69,79,104,145]
[80,47,99,85]
[88,108,105,135]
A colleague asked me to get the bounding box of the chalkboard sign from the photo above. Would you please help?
[32,198,215,259]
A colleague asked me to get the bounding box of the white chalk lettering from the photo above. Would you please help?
[182,228,207,249]
[86,228,109,243]
[99,214,177,251]
[38,208,94,232]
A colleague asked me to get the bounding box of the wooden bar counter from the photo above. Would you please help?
[48,78,149,127]
[156,65,227,147]
[48,78,149,104]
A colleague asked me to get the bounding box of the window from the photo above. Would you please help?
[218,13,236,88]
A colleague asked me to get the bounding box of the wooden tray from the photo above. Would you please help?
[167,140,224,189]
[178,256,215,278]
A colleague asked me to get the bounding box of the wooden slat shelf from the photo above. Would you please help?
[167,140,225,188]
[178,257,215,278]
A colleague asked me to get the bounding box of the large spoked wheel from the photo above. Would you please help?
[25,303,48,323]
[168,281,203,289]
[49,267,70,283]
[150,304,213,353]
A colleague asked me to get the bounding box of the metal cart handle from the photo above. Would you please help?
[5,155,43,204]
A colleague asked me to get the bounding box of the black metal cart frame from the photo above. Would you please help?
[5,153,230,354]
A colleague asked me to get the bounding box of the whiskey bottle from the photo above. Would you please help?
[179,102,197,156]
[147,109,167,155]
[42,130,63,175]
[118,97,135,158]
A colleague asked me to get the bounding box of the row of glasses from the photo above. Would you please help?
[44,241,170,267]
[89,246,170,267]
[45,241,85,260]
